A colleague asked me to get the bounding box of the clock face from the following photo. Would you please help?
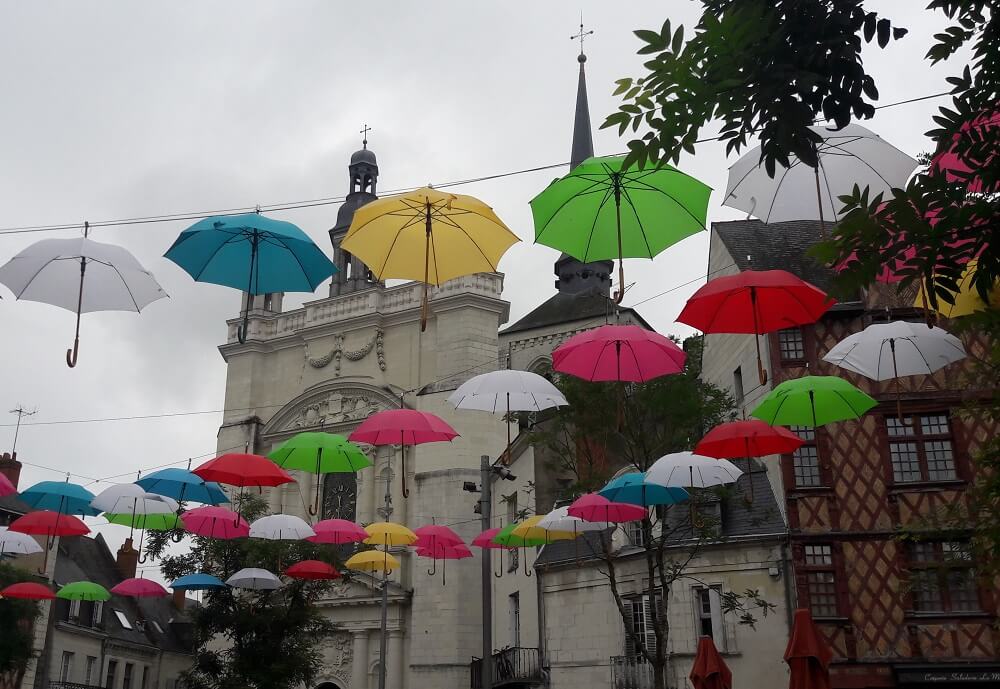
[323,473,357,521]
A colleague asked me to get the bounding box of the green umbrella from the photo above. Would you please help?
[57,581,111,601]
[268,432,372,515]
[751,376,877,427]
[105,512,184,531]
[530,155,711,303]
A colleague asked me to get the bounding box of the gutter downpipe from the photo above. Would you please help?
[781,539,794,632]
[536,564,549,686]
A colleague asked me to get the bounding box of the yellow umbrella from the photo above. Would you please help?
[364,521,418,547]
[915,259,1000,318]
[510,515,578,543]
[340,186,520,330]
[345,549,400,574]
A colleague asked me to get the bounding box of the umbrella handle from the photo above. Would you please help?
[401,446,410,499]
[66,337,80,368]
[613,262,625,304]
[494,550,504,578]
[523,551,532,578]
[170,530,185,544]
[421,203,432,331]
[237,311,249,344]
[66,256,86,368]
[427,558,437,577]
[612,178,625,305]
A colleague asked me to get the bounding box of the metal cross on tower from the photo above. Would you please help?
[360,123,372,149]
[571,16,594,55]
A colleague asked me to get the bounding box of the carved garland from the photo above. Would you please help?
[307,328,386,375]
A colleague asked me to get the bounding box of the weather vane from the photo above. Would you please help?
[360,123,372,149]
[571,14,594,57]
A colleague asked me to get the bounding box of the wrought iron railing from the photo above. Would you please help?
[610,655,657,689]
[470,646,543,688]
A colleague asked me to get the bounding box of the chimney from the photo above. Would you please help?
[0,452,21,490]
[172,588,186,610]
[116,538,139,579]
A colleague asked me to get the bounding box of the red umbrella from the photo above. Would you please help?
[193,453,294,488]
[349,409,458,497]
[690,635,732,689]
[9,510,90,574]
[111,578,169,598]
[307,518,368,545]
[415,541,472,585]
[677,270,834,385]
[930,108,1000,193]
[696,420,803,459]
[567,493,646,523]
[0,473,15,498]
[784,609,834,689]
[285,559,341,580]
[180,506,250,540]
[0,582,55,600]
[552,324,686,383]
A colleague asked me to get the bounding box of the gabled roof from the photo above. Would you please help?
[713,219,833,290]
[500,292,650,336]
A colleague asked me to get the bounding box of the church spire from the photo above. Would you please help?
[570,19,595,169]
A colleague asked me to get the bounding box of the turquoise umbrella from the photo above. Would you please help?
[136,468,229,505]
[598,472,689,507]
[164,213,336,342]
[169,573,227,591]
[20,480,98,517]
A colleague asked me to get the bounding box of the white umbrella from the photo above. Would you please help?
[646,452,743,489]
[91,484,179,514]
[248,514,315,541]
[0,526,43,555]
[0,231,167,367]
[225,567,283,590]
[537,506,611,533]
[723,123,918,233]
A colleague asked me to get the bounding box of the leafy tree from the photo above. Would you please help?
[528,337,773,689]
[146,494,339,689]
[0,562,41,689]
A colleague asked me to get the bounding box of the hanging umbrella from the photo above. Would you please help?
[598,473,690,508]
[690,635,733,689]
[567,494,647,524]
[553,324,686,382]
[510,515,579,543]
[0,527,43,555]
[307,518,369,545]
[225,567,282,591]
[929,108,1000,193]
[0,582,55,600]
[914,259,1000,320]
[363,522,418,547]
[104,512,183,531]
[136,468,230,505]
[414,542,472,585]
[193,453,295,489]
[491,522,547,578]
[57,581,111,601]
[267,432,371,515]
[20,480,98,517]
[473,527,512,578]
[345,549,400,574]
[537,506,610,533]
[823,321,967,417]
[169,573,227,591]
[284,560,341,581]
[164,213,335,343]
[784,609,834,689]
[646,452,743,489]
[752,376,877,427]
[413,525,464,583]
[695,420,804,460]
[111,578,169,598]
[249,514,315,541]
[0,230,168,366]
[0,473,16,498]
[676,270,834,385]
[349,409,458,498]
[8,510,89,573]
[180,506,249,540]
[340,186,519,330]
[91,484,179,514]
[723,123,918,234]
[531,154,711,303]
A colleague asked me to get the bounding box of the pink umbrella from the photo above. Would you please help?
[552,324,686,383]
[180,506,250,540]
[472,527,513,578]
[111,578,169,598]
[0,473,15,498]
[413,524,464,549]
[349,409,458,498]
[307,518,368,545]
[930,108,1000,193]
[415,541,472,585]
[567,493,646,523]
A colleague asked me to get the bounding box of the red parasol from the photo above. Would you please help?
[784,608,834,689]
[0,582,56,600]
[285,559,341,580]
[192,453,294,488]
[307,518,369,545]
[551,324,686,383]
[9,510,90,573]
[690,635,733,689]
[111,578,169,598]
[696,420,803,459]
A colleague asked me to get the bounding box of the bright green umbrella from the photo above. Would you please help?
[57,581,111,601]
[491,522,546,577]
[105,512,183,531]
[530,154,711,303]
[268,432,372,515]
[751,376,877,427]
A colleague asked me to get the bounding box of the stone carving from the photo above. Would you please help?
[306,328,386,375]
[327,579,352,598]
[330,633,352,667]
[285,390,384,430]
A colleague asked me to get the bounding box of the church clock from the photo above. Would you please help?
[322,473,357,521]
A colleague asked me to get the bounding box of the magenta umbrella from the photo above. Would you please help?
[552,324,686,383]
[567,493,646,523]
[413,524,464,582]
[472,527,513,578]
[414,541,472,585]
[111,578,169,598]
[0,473,15,498]
[180,506,250,540]
[307,518,368,545]
[930,108,1000,193]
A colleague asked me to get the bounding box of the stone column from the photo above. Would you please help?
[351,630,369,689]
[387,629,404,689]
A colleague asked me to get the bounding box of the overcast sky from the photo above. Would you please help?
[0,2,964,567]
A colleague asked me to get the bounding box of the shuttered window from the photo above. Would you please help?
[623,590,662,656]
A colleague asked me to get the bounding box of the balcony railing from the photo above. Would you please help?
[470,647,543,688]
[610,655,659,689]
[50,683,106,689]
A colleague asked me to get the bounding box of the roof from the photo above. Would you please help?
[499,292,649,336]
[0,494,31,516]
[713,219,834,290]
[570,54,595,169]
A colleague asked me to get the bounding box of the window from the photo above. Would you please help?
[778,328,806,360]
[85,657,97,685]
[887,414,957,483]
[733,366,744,406]
[625,520,645,547]
[790,426,822,488]
[106,659,118,689]
[801,544,839,617]
[907,541,979,612]
[68,598,81,621]
[114,609,133,629]
[141,665,149,689]
[123,663,134,689]
[92,600,104,627]
[506,493,519,573]
[693,586,726,649]
[508,592,521,647]
[60,651,74,682]
[624,591,662,656]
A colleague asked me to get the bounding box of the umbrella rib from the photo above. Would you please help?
[266,236,319,290]
[820,139,900,191]
[580,185,616,262]
[10,256,68,300]
[619,186,656,259]
[534,178,608,243]
[724,161,763,206]
[191,232,247,283]
[763,166,795,223]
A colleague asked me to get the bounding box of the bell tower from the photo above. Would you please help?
[329,126,383,296]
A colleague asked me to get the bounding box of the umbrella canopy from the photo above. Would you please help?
[268,432,371,515]
[914,258,1000,319]
[136,468,229,505]
[552,324,686,383]
[9,510,89,537]
[646,452,743,489]
[307,518,369,545]
[345,550,400,574]
[349,409,459,446]
[447,370,568,413]
[510,516,578,543]
[598,473,690,507]
[164,213,335,343]
[340,186,519,329]
[784,609,834,689]
[929,108,1000,193]
[249,514,316,541]
[57,581,111,601]
[415,542,473,560]
[751,376,878,427]
[0,234,167,366]
[364,522,418,547]
[412,525,464,550]
[111,578,169,598]
[0,527,43,555]
[20,480,98,517]
[284,560,341,580]
[690,635,733,689]
[180,506,250,539]
[91,484,179,515]
[695,420,804,459]
[537,506,610,533]
[226,567,282,591]
[193,453,294,489]
[105,512,183,531]
[471,527,511,550]
[567,494,647,524]
[0,582,55,600]
[0,473,16,498]
[724,123,917,226]
[531,154,711,303]
[169,573,227,591]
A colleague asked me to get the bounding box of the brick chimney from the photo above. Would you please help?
[172,588,186,610]
[116,538,139,579]
[0,452,21,490]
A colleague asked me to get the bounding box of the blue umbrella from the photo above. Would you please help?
[20,480,99,517]
[136,468,229,505]
[169,573,227,591]
[598,472,689,507]
[164,213,336,342]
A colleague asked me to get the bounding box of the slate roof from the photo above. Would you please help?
[500,292,650,336]
[713,219,837,291]
[0,493,31,517]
